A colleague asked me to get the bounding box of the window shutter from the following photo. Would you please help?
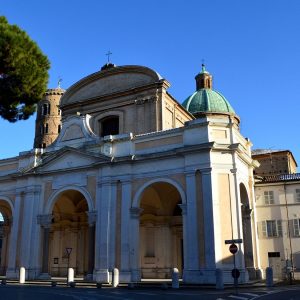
[261,221,267,237]
[293,219,300,237]
[277,220,282,237]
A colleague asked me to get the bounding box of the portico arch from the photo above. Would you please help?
[239,182,255,279]
[0,197,13,276]
[132,178,186,208]
[134,179,184,279]
[45,186,94,214]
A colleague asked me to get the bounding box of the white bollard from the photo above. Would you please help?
[172,268,179,289]
[68,268,74,284]
[113,268,119,287]
[19,267,26,284]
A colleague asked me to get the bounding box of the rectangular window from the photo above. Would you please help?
[293,219,300,236]
[264,191,274,205]
[268,252,280,258]
[261,220,282,237]
[296,189,300,203]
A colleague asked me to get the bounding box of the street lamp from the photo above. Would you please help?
[65,247,72,284]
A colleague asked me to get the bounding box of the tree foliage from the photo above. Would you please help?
[0,16,50,122]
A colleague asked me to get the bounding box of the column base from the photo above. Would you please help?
[119,271,132,283]
[27,268,40,280]
[94,269,110,283]
[38,273,51,280]
[84,273,94,281]
[6,268,19,279]
[131,269,141,282]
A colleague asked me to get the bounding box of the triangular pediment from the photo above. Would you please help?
[34,147,110,173]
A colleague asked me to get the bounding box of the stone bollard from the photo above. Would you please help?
[69,281,76,288]
[113,268,119,288]
[68,268,74,284]
[215,268,224,290]
[19,267,26,284]
[172,268,179,289]
[266,267,273,287]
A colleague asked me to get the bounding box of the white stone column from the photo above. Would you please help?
[129,207,142,282]
[179,203,188,271]
[184,171,199,270]
[86,210,97,280]
[94,180,110,283]
[201,168,216,269]
[6,190,22,279]
[37,214,52,279]
[120,179,132,282]
[108,182,117,270]
[24,186,41,279]
[29,191,42,271]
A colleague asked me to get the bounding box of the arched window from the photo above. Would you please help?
[42,103,50,116]
[58,124,61,133]
[45,123,49,134]
[100,116,119,137]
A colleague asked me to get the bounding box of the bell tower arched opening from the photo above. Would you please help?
[139,181,183,279]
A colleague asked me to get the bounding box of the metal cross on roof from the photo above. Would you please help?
[106,50,112,63]
[57,77,62,88]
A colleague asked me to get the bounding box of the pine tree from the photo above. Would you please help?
[0,16,50,122]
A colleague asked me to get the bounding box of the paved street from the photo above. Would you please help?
[0,285,300,300]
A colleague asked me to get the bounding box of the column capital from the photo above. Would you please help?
[184,170,196,177]
[130,207,143,219]
[201,167,212,175]
[15,188,25,196]
[25,186,41,196]
[86,210,97,226]
[37,214,53,228]
[178,204,187,215]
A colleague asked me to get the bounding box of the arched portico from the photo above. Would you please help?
[132,179,184,279]
[40,187,95,278]
[239,182,255,279]
[0,198,13,276]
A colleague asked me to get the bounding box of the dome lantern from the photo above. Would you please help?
[195,64,213,90]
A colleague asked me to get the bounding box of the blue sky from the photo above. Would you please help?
[1,0,300,167]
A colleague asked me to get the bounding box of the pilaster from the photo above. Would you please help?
[37,214,52,279]
[119,178,132,282]
[94,180,110,283]
[6,190,22,279]
[129,207,143,282]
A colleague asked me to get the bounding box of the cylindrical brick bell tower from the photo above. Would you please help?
[33,86,65,149]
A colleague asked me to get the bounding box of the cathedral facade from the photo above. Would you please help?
[0,63,260,283]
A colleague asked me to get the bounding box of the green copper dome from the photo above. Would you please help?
[182,64,235,115]
[182,88,235,114]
